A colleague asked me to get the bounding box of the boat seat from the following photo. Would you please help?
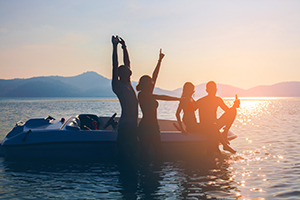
[78,114,102,130]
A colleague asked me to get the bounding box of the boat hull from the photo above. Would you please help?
[2,141,210,159]
[3,141,118,158]
[1,115,236,159]
[2,132,226,159]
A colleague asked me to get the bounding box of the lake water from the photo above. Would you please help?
[0,97,300,199]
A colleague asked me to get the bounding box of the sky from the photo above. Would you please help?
[0,0,300,90]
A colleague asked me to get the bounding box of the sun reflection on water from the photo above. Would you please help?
[0,97,300,199]
[222,98,300,199]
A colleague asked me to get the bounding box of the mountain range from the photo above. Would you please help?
[0,71,299,97]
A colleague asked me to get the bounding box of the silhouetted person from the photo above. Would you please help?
[176,82,236,154]
[196,81,240,145]
[111,35,138,159]
[136,49,180,162]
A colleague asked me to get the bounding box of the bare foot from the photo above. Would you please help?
[223,145,237,154]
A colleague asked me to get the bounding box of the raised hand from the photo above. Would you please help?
[111,35,119,46]
[159,48,165,61]
[119,37,126,47]
[233,99,240,108]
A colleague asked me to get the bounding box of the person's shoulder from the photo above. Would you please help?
[195,96,206,106]
[137,91,142,98]
[179,97,189,106]
[112,79,120,84]
[215,96,223,101]
[196,96,203,101]
[215,96,225,104]
[196,95,208,101]
[112,80,119,91]
[138,91,148,99]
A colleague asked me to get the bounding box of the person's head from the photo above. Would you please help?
[136,75,153,92]
[206,81,217,96]
[181,82,195,97]
[118,65,132,80]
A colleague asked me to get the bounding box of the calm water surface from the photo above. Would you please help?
[0,97,300,199]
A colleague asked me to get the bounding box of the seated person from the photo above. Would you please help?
[176,82,236,154]
[196,81,240,144]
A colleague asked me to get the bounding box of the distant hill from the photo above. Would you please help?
[4,80,80,97]
[170,83,249,98]
[0,71,299,97]
[50,71,111,91]
[247,82,300,97]
[0,71,114,97]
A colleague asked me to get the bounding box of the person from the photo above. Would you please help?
[196,81,240,145]
[175,82,197,135]
[176,82,236,154]
[136,49,180,162]
[111,35,138,159]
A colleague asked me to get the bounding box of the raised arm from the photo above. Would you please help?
[119,37,130,68]
[112,35,119,85]
[152,49,165,87]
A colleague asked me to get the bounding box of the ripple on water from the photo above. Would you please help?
[1,97,300,199]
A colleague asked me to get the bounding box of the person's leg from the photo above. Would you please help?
[139,135,150,162]
[138,124,151,162]
[117,127,127,159]
[128,127,138,160]
[206,137,221,156]
[196,122,221,155]
[117,127,138,160]
[151,133,163,161]
[217,107,237,144]
[203,123,236,154]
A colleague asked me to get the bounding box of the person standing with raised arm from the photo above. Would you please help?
[136,49,180,162]
[111,35,138,160]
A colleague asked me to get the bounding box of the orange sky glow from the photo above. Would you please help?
[0,1,300,90]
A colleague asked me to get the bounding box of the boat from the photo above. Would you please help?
[0,113,237,159]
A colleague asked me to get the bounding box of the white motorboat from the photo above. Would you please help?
[0,114,237,159]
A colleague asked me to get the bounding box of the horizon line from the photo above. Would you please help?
[0,71,299,91]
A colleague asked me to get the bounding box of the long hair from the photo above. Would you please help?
[181,82,195,97]
[136,75,152,92]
